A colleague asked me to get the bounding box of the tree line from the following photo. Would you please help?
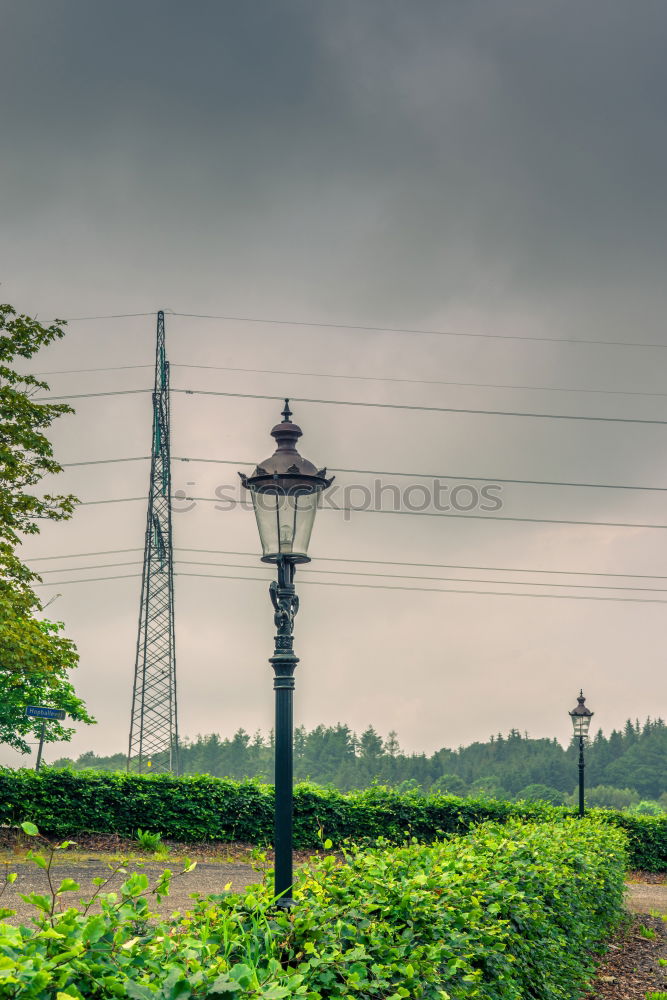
[53,716,667,809]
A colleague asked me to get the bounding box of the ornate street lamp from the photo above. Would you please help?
[240,400,333,906]
[569,690,594,818]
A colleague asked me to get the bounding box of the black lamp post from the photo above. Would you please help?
[569,690,594,818]
[240,400,333,907]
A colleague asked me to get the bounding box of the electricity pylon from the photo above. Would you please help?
[127,310,179,774]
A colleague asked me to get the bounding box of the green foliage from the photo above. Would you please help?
[2,768,665,870]
[581,785,641,810]
[0,302,93,753]
[628,800,665,816]
[56,717,667,801]
[0,818,627,998]
[0,304,76,556]
[135,829,165,854]
[515,783,566,805]
[0,618,94,754]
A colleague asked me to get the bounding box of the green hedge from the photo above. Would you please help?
[2,767,665,870]
[1,818,628,999]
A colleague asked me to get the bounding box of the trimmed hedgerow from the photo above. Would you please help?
[1,767,665,869]
[0,818,627,999]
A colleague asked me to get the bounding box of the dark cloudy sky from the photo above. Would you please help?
[2,0,667,767]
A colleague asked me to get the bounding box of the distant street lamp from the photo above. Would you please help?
[240,400,333,907]
[569,691,594,818]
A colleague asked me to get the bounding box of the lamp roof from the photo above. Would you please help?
[240,400,333,489]
[569,690,594,718]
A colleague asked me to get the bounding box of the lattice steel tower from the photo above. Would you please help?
[127,310,179,773]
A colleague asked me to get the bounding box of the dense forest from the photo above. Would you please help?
[52,717,667,808]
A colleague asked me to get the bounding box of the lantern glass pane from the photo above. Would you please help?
[571,714,591,737]
[252,488,319,560]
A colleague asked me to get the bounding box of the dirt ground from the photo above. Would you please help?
[586,913,667,1000]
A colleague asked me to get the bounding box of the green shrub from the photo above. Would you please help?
[1,767,664,870]
[515,783,566,805]
[135,829,165,854]
[628,800,665,817]
[0,818,627,999]
[578,785,640,811]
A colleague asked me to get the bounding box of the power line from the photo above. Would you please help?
[62,457,149,467]
[55,312,156,322]
[38,561,142,574]
[38,386,667,428]
[175,571,667,604]
[47,306,667,349]
[38,389,150,401]
[31,567,667,603]
[175,548,667,581]
[28,548,143,561]
[171,364,667,400]
[174,456,667,494]
[32,360,667,400]
[31,555,667,593]
[24,544,667,580]
[168,310,667,351]
[73,493,667,530]
[79,497,148,506]
[177,389,667,427]
[34,365,152,376]
[50,452,667,493]
[170,558,667,594]
[34,573,142,586]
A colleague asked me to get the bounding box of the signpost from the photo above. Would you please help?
[25,706,66,771]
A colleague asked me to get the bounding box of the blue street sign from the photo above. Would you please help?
[25,705,66,721]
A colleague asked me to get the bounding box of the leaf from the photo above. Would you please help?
[20,822,39,837]
[323,838,333,850]
[81,915,107,944]
[27,850,47,870]
[229,964,254,988]
[56,878,80,894]
[6,873,17,884]
[208,977,242,995]
[124,984,155,1000]
[19,892,51,913]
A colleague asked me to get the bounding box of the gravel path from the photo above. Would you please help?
[2,858,264,924]
[624,881,667,914]
[3,858,666,924]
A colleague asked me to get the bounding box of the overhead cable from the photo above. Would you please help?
[24,546,667,580]
[33,360,667,399]
[48,452,667,493]
[170,558,667,594]
[175,571,667,604]
[37,386,667,427]
[74,493,667,530]
[48,306,667,349]
[168,310,667,350]
[31,569,667,603]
